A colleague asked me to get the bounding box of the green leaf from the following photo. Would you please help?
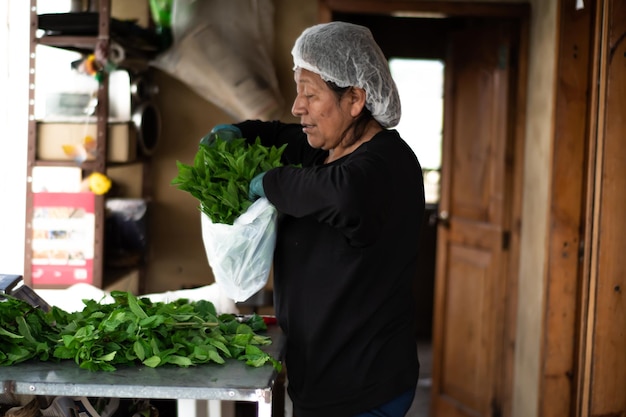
[134,340,145,361]
[209,349,225,365]
[167,355,193,367]
[208,339,232,358]
[239,345,271,368]
[97,351,117,362]
[62,334,76,347]
[53,346,75,359]
[0,326,23,339]
[232,333,253,347]
[7,346,31,364]
[143,355,161,368]
[98,362,117,372]
[16,316,36,344]
[139,315,165,328]
[128,293,149,319]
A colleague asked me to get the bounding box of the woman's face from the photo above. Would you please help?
[291,68,362,151]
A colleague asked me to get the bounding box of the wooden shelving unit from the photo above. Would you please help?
[24,0,148,291]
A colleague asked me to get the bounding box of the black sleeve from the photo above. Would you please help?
[264,148,392,247]
[234,120,326,166]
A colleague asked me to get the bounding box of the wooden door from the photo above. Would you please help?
[431,22,515,417]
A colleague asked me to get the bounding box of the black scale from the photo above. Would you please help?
[0,274,52,312]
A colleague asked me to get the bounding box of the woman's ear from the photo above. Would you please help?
[349,87,367,117]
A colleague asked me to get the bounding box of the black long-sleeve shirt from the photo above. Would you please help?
[236,120,425,417]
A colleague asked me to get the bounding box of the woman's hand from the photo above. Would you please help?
[200,124,242,146]
[248,171,267,200]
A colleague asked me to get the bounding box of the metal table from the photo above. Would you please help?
[0,325,285,417]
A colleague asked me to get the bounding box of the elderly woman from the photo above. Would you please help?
[210,21,425,417]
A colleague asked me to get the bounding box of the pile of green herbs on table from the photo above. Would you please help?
[0,291,280,372]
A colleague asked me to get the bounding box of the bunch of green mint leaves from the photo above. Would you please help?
[171,137,286,225]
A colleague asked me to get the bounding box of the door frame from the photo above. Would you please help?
[317,1,529,416]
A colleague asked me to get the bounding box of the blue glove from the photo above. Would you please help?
[248,172,267,200]
[200,124,242,146]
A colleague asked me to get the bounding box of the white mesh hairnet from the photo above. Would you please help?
[291,21,401,128]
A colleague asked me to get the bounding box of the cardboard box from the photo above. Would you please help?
[36,122,137,162]
[31,166,83,192]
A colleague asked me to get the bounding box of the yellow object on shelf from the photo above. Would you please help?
[87,172,112,195]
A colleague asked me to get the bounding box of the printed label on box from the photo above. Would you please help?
[31,192,95,286]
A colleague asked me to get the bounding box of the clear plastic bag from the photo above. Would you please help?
[200,197,277,302]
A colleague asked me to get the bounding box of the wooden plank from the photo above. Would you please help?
[23,0,38,287]
[539,1,595,416]
[588,0,626,414]
[320,0,529,17]
[577,2,607,415]
[499,17,529,417]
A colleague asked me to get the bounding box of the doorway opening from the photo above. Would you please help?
[389,57,444,416]
[389,57,443,205]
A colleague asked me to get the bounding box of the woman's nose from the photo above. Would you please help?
[291,96,305,117]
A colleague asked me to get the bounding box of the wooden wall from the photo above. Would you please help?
[540,1,595,415]
[145,0,317,293]
[541,1,626,416]
[585,0,626,414]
